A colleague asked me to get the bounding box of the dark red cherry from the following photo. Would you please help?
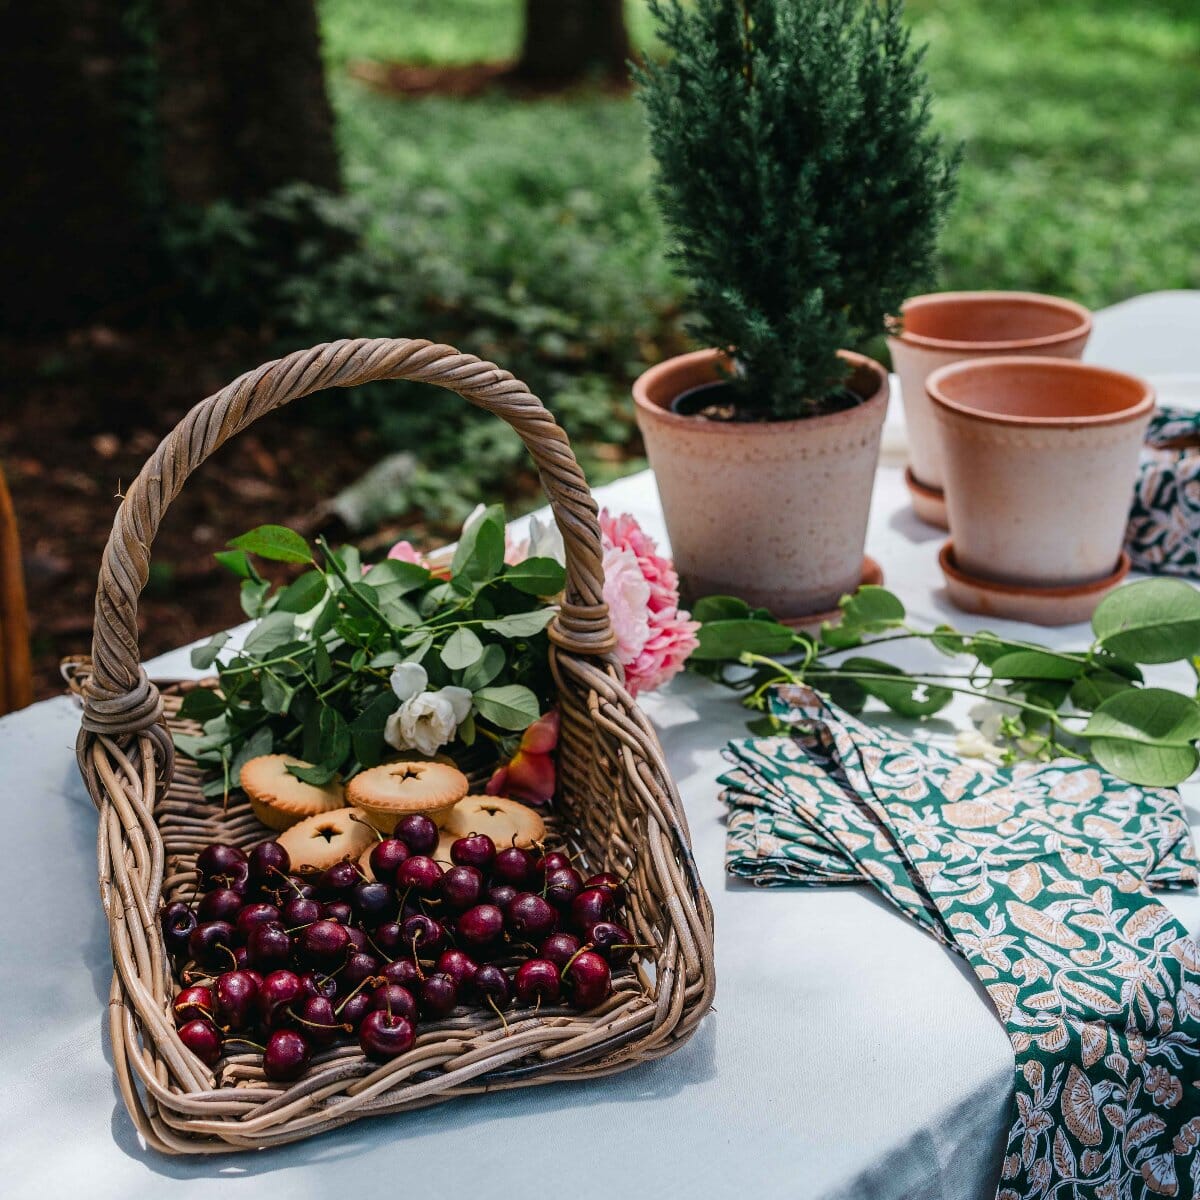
[441,865,485,911]
[283,875,318,901]
[345,926,368,952]
[235,901,281,940]
[264,1029,311,1080]
[177,1019,222,1066]
[513,959,560,1006]
[173,984,215,1026]
[341,951,381,991]
[571,888,614,930]
[258,970,304,1027]
[359,1010,415,1061]
[247,841,290,888]
[352,881,395,925]
[338,990,372,1030]
[436,949,479,989]
[320,860,361,895]
[472,964,511,1009]
[564,950,612,1010]
[281,896,322,928]
[487,883,518,909]
[537,851,573,876]
[382,958,422,988]
[394,814,439,856]
[196,843,249,891]
[492,847,535,888]
[395,856,443,898]
[588,921,638,965]
[160,901,197,956]
[301,920,350,967]
[369,838,410,884]
[584,873,627,907]
[419,973,458,1019]
[456,904,505,949]
[506,893,558,941]
[371,921,405,958]
[369,983,418,1021]
[300,971,338,1002]
[295,995,342,1047]
[322,900,353,926]
[539,932,582,969]
[246,923,293,972]
[231,945,251,971]
[402,913,445,956]
[188,920,237,969]
[198,887,244,924]
[215,970,260,1031]
[451,834,495,872]
[543,867,583,909]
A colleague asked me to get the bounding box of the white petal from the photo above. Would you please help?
[527,513,566,566]
[441,686,474,724]
[383,710,408,750]
[462,503,488,539]
[390,661,427,702]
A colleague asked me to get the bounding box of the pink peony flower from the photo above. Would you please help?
[487,710,559,806]
[387,540,428,565]
[602,544,652,663]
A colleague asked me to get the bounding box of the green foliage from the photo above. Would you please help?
[690,580,1200,788]
[174,512,563,798]
[636,0,958,418]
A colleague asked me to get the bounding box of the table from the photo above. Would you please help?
[3,292,1198,1200]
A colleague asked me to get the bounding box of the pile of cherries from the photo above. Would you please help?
[160,813,637,1081]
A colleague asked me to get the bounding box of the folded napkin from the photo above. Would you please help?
[1128,405,1200,578]
[723,687,1200,1200]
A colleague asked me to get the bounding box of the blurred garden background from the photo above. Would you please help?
[2,0,1198,696]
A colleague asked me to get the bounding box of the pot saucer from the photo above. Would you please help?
[938,542,1130,626]
[782,557,884,633]
[904,467,948,529]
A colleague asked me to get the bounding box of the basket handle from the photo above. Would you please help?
[81,338,615,740]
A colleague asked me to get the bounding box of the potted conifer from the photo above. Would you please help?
[633,0,958,619]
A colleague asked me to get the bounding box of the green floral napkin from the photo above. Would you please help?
[722,687,1200,1199]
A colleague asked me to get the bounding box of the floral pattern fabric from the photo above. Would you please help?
[1127,405,1200,578]
[722,687,1200,1199]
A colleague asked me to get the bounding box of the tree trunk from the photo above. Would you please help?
[516,0,631,83]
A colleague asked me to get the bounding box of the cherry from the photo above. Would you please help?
[283,875,318,901]
[300,971,339,1001]
[320,860,361,896]
[441,865,485,912]
[235,902,281,941]
[394,814,439,856]
[359,1010,415,1061]
[199,887,244,924]
[457,904,505,949]
[246,923,293,972]
[352,881,395,925]
[570,888,614,931]
[282,896,322,928]
[537,851,573,876]
[369,983,418,1021]
[543,867,583,909]
[215,970,260,1031]
[264,1029,311,1081]
[450,834,495,872]
[341,951,381,991]
[382,959,423,989]
[369,838,410,884]
[395,856,444,898]
[232,946,252,971]
[506,893,558,941]
[345,926,368,952]
[564,950,612,1010]
[173,984,215,1026]
[584,873,627,907]
[247,840,291,889]
[259,970,305,1027]
[188,920,236,969]
[295,995,342,1047]
[178,1019,222,1066]
[419,973,458,1019]
[196,843,249,891]
[588,921,638,965]
[487,883,518,910]
[472,964,511,1009]
[371,921,405,958]
[300,920,350,968]
[493,847,535,888]
[160,901,197,956]
[436,949,479,988]
[339,990,372,1030]
[513,959,560,1006]
[402,913,445,956]
[322,900,353,926]
[539,932,582,969]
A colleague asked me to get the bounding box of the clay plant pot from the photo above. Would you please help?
[927,356,1154,622]
[888,292,1092,526]
[632,348,888,619]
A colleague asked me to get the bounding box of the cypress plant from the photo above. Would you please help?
[636,0,959,420]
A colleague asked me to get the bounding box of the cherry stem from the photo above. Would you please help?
[224,1036,266,1053]
[559,943,594,981]
[334,973,381,1016]
[488,996,510,1035]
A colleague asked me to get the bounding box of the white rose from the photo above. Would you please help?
[384,662,473,756]
[525,512,565,565]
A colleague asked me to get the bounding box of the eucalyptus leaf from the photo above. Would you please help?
[1092,578,1200,664]
[461,643,506,690]
[229,524,313,564]
[472,684,540,730]
[441,626,484,670]
[504,556,567,596]
[243,611,298,656]
[1083,688,1200,786]
[480,609,556,638]
[190,631,230,671]
[691,619,797,662]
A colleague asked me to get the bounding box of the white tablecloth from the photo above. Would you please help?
[3,293,1199,1199]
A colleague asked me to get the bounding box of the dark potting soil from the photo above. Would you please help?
[670,380,864,422]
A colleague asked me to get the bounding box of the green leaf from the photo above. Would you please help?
[172,732,224,764]
[274,570,328,614]
[441,626,484,670]
[989,650,1085,682]
[458,711,477,746]
[350,691,399,767]
[402,631,434,663]
[287,762,341,787]
[504,556,567,596]
[314,640,333,685]
[261,673,295,715]
[366,558,432,597]
[838,657,953,718]
[1070,670,1139,712]
[693,595,752,623]
[746,715,784,736]
[473,684,541,731]
[190,631,230,671]
[1092,578,1200,664]
[230,727,273,782]
[461,642,505,690]
[931,624,970,656]
[480,609,556,638]
[452,506,506,583]
[229,524,313,564]
[302,705,351,769]
[213,549,254,579]
[841,586,906,630]
[824,675,867,714]
[691,619,797,662]
[969,632,1023,667]
[1083,688,1200,785]
[177,688,225,723]
[243,611,297,656]
[240,577,271,619]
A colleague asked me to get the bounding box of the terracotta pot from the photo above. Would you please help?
[888,292,1092,525]
[632,348,888,618]
[927,356,1154,589]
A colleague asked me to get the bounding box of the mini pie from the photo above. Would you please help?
[443,795,546,850]
[278,806,377,873]
[240,754,345,832]
[346,760,470,834]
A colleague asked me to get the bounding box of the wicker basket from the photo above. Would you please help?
[74,338,715,1154]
